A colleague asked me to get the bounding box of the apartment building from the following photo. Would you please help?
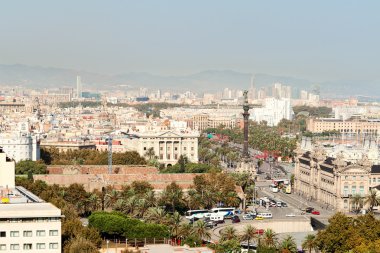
[0,150,62,252]
[307,118,380,134]
[0,133,40,162]
[294,146,380,212]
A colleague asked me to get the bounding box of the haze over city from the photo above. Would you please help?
[1,2,380,253]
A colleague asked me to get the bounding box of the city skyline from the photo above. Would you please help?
[1,1,380,84]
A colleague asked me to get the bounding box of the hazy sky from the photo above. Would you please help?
[1,1,379,82]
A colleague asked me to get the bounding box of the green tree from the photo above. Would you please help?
[161,182,184,213]
[64,237,99,253]
[144,147,155,160]
[193,220,211,241]
[364,189,380,213]
[15,160,47,174]
[279,235,297,253]
[302,234,317,253]
[240,225,257,252]
[262,229,278,249]
[220,226,238,241]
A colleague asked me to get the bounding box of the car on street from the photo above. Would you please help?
[214,219,225,224]
[281,202,288,207]
[205,221,217,228]
[232,215,241,223]
[311,210,320,215]
[305,207,314,213]
[188,217,199,224]
[242,214,254,220]
[285,213,296,217]
[255,216,264,220]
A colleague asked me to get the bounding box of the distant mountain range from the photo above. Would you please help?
[0,64,379,98]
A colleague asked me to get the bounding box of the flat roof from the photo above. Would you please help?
[0,186,61,218]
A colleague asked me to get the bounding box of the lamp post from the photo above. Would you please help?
[106,240,109,253]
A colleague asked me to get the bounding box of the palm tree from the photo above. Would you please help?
[365,189,380,212]
[193,220,211,241]
[280,235,297,253]
[144,207,168,224]
[302,234,317,253]
[87,193,101,212]
[240,225,257,252]
[105,189,120,209]
[351,194,363,214]
[221,226,238,241]
[168,212,182,241]
[262,229,278,248]
[144,147,155,160]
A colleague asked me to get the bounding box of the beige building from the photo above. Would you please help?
[0,149,62,252]
[294,148,380,212]
[307,118,380,135]
[192,114,236,131]
[121,130,199,166]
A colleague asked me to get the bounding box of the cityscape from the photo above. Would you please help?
[1,1,380,253]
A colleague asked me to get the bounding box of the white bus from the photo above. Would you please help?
[257,212,273,219]
[185,210,209,220]
[210,207,236,218]
[269,184,279,193]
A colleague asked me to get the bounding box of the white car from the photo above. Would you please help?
[242,214,254,220]
[286,213,296,217]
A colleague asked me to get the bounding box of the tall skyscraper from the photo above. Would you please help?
[76,76,82,99]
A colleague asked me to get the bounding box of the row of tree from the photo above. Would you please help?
[41,148,146,165]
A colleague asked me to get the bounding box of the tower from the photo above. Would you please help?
[235,90,257,178]
[76,76,82,99]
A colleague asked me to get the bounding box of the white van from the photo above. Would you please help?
[210,214,224,221]
[257,212,273,219]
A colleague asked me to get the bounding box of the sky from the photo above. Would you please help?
[1,1,379,82]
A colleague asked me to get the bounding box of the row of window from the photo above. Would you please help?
[0,243,58,250]
[343,185,365,196]
[0,230,58,238]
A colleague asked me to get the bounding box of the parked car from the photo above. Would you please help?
[242,214,254,220]
[305,207,314,213]
[255,216,264,220]
[286,213,296,217]
[214,219,225,224]
[311,210,320,215]
[205,221,217,228]
[281,202,288,207]
[232,215,241,223]
[255,229,264,235]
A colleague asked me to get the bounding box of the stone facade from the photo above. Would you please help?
[294,149,380,212]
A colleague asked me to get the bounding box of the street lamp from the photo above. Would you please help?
[106,240,109,253]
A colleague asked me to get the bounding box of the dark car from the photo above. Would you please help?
[232,215,241,223]
[305,207,314,213]
[188,217,199,224]
[281,202,288,207]
[215,219,225,224]
[205,221,217,228]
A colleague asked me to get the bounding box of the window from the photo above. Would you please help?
[343,185,348,196]
[361,176,364,180]
[49,243,59,249]
[36,243,46,249]
[360,186,365,196]
[345,176,348,180]
[0,245,6,251]
[36,230,45,237]
[143,147,146,151]
[23,231,32,237]
[0,232,5,237]
[351,186,357,195]
[352,176,356,181]
[10,244,20,250]
[10,231,19,237]
[23,244,32,250]
[184,147,187,151]
[49,230,59,236]
[373,178,376,183]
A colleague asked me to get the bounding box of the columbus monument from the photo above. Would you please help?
[235,90,257,178]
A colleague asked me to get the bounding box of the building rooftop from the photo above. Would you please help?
[0,186,61,219]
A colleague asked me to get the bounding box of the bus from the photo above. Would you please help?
[210,207,236,218]
[185,210,209,220]
[269,184,279,193]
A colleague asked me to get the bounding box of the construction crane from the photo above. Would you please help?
[106,134,113,174]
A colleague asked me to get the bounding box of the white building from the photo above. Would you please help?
[251,98,293,126]
[0,149,62,253]
[0,133,40,162]
[121,130,199,166]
